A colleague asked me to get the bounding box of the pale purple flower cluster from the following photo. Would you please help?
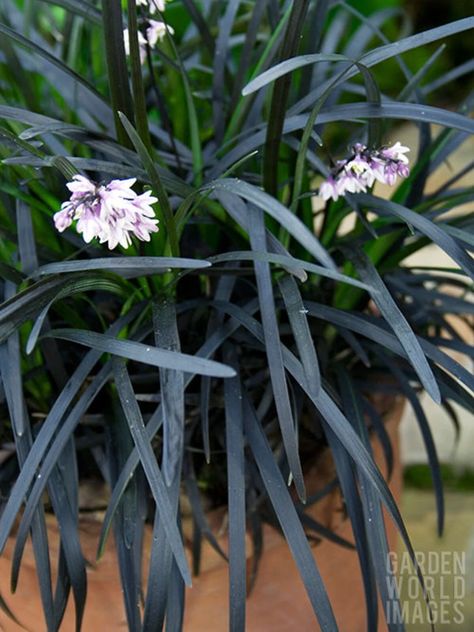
[54,175,159,250]
[124,21,174,64]
[124,1,173,64]
[319,142,410,202]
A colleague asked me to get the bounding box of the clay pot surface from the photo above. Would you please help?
[0,400,403,631]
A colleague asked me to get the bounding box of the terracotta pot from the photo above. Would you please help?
[0,399,403,631]
[183,397,404,632]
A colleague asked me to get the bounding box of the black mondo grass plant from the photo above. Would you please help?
[0,0,473,630]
